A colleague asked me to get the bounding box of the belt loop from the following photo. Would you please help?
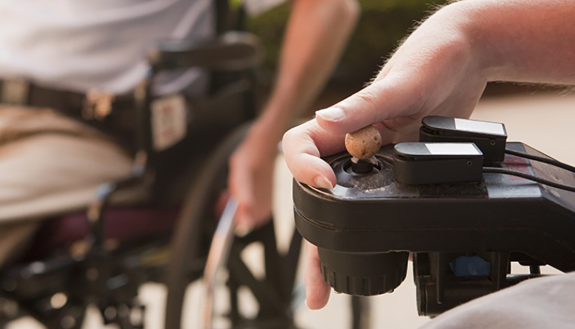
[1,78,30,105]
[83,89,115,121]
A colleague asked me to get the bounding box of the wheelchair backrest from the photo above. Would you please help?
[132,0,264,203]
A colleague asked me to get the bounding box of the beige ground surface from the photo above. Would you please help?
[9,92,575,329]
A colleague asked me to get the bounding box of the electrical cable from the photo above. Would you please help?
[483,167,575,193]
[505,149,575,173]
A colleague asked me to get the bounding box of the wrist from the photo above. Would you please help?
[431,2,495,83]
[447,2,498,83]
[449,0,567,84]
[254,102,294,140]
[245,122,282,157]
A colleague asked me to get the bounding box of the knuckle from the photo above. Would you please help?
[354,89,379,111]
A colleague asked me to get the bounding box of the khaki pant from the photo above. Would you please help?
[421,271,575,329]
[0,105,133,266]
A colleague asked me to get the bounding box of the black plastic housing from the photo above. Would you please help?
[393,142,483,185]
[293,142,575,315]
[319,249,408,296]
[420,116,507,162]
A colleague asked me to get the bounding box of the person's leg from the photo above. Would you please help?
[0,105,133,266]
[419,272,575,329]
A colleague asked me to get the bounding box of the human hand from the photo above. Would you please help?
[284,0,575,310]
[282,3,488,309]
[284,3,490,189]
[228,123,278,231]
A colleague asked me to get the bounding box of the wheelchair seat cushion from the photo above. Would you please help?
[27,206,180,257]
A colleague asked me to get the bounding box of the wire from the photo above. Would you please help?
[483,167,575,193]
[505,149,575,173]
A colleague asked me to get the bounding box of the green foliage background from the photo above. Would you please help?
[247,0,449,91]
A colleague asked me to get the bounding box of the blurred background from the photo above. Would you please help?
[247,0,565,111]
[9,0,575,328]
[251,0,448,91]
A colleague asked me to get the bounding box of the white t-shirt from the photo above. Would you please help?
[0,0,214,94]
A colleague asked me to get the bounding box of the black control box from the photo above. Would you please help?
[293,141,575,315]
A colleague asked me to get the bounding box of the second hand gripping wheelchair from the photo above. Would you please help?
[0,2,369,329]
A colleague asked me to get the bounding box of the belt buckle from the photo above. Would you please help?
[1,78,30,105]
[83,89,115,121]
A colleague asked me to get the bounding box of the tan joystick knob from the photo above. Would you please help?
[345,125,382,161]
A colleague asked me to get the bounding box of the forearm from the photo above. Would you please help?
[455,0,575,85]
[254,0,359,143]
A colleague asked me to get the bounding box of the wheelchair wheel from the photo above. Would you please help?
[164,124,370,329]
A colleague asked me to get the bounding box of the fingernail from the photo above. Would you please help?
[315,107,345,122]
[314,176,334,190]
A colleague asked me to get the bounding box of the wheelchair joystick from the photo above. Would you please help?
[345,125,382,174]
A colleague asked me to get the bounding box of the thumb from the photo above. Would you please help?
[315,77,422,136]
[305,242,331,309]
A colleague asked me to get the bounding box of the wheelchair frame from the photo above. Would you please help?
[0,2,369,328]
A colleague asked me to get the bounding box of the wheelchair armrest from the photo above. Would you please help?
[86,152,151,245]
[148,31,264,71]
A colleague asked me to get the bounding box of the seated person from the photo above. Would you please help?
[0,0,358,266]
[282,0,575,327]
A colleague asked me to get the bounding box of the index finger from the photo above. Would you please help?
[282,119,345,189]
[315,75,425,136]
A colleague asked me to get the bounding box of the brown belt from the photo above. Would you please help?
[0,79,135,119]
[0,78,138,151]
